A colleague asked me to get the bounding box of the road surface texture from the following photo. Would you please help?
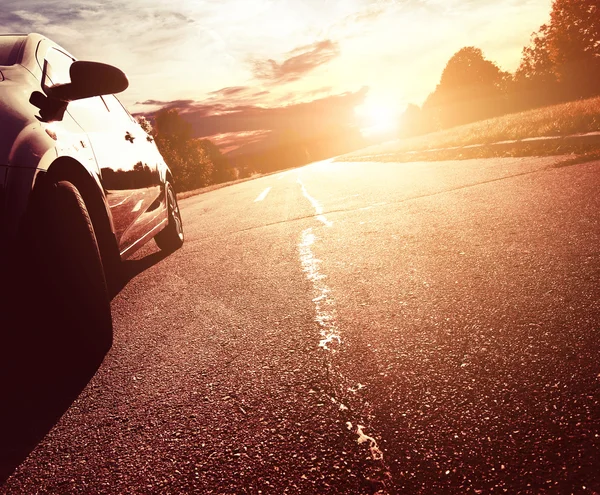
[2,156,599,494]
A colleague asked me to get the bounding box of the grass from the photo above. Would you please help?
[342,96,600,163]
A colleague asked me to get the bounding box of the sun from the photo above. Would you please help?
[355,96,400,137]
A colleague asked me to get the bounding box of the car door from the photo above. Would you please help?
[41,46,162,254]
[41,47,132,244]
[99,95,163,252]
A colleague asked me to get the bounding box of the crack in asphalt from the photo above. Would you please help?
[297,224,392,491]
[295,182,393,492]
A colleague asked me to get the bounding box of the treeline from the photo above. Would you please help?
[401,0,600,135]
[138,110,236,193]
[139,110,368,191]
[228,127,367,176]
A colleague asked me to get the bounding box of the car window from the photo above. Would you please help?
[70,95,110,116]
[103,94,136,124]
[44,47,74,86]
[0,36,25,65]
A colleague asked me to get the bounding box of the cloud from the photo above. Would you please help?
[251,39,340,83]
[342,1,393,25]
[10,10,50,24]
[208,130,272,154]
[136,85,274,115]
[0,1,201,63]
[208,86,250,97]
[273,86,334,105]
[0,1,196,29]
[138,87,368,145]
[135,98,196,111]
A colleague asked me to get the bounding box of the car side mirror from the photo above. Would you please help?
[44,61,129,102]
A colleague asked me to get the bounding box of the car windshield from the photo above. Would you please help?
[0,36,25,65]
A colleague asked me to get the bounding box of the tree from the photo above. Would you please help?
[137,115,154,136]
[516,24,556,85]
[148,109,232,192]
[197,139,236,184]
[398,104,425,137]
[547,0,600,98]
[422,47,510,129]
[155,109,192,144]
[438,47,506,90]
[514,25,561,108]
[516,0,600,103]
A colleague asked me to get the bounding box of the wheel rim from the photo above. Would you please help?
[168,186,184,240]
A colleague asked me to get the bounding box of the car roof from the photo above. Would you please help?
[0,33,75,78]
[0,34,27,66]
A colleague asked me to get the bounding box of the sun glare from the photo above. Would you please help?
[355,97,400,137]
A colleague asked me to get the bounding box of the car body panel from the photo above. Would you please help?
[0,33,172,259]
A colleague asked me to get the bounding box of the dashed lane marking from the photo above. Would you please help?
[254,187,272,202]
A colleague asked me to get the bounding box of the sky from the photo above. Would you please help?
[1,0,553,148]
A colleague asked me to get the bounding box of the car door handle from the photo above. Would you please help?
[125,131,135,143]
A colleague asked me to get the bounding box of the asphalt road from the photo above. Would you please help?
[2,155,599,494]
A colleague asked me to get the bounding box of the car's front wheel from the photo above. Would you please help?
[36,180,113,359]
[154,181,184,252]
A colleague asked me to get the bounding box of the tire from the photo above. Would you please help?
[37,180,113,359]
[155,181,184,252]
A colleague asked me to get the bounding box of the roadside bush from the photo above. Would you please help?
[138,111,235,192]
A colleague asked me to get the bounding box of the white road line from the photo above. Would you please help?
[297,178,333,227]
[254,187,272,202]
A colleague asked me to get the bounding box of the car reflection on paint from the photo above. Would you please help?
[0,33,184,355]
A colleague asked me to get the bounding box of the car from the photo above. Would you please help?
[0,33,184,355]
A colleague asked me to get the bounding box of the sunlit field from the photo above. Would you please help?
[344,96,600,162]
